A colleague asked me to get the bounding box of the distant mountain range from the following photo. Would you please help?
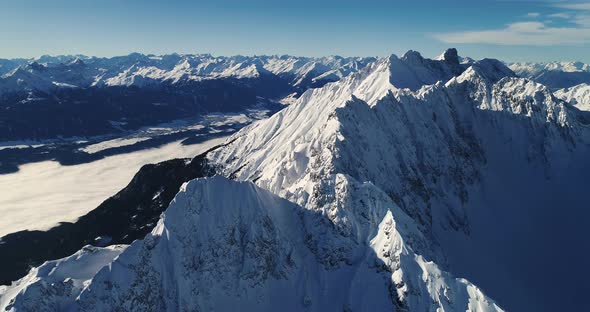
[0,53,376,141]
[2,52,588,93]
[1,52,589,142]
[509,61,590,89]
[0,53,376,94]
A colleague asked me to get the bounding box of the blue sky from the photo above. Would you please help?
[2,0,590,62]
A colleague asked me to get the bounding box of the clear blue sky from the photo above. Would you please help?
[2,0,590,62]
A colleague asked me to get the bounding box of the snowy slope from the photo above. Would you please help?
[554,83,590,111]
[207,56,524,239]
[0,245,126,311]
[207,52,590,310]
[0,66,57,95]
[0,59,28,76]
[0,177,501,311]
[0,59,99,95]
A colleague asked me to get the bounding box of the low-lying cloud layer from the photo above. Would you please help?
[0,137,227,238]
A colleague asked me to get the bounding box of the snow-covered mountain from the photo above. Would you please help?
[208,53,526,241]
[0,53,376,142]
[0,58,30,75]
[509,61,590,89]
[0,53,375,95]
[1,177,501,311]
[386,49,470,91]
[0,245,127,311]
[555,83,590,111]
[2,49,590,311]
[510,61,590,76]
[207,51,590,311]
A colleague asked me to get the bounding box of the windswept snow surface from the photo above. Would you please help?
[0,137,227,238]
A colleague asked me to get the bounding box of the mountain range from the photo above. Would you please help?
[1,51,588,142]
[509,61,590,89]
[0,53,376,141]
[1,49,590,311]
[0,53,377,93]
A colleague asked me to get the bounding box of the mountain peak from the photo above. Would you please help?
[401,50,425,63]
[66,58,86,67]
[28,61,46,71]
[456,58,516,84]
[387,49,468,91]
[441,48,460,65]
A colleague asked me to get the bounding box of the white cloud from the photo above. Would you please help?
[434,2,590,46]
[434,21,590,46]
[506,21,545,32]
[548,12,572,18]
